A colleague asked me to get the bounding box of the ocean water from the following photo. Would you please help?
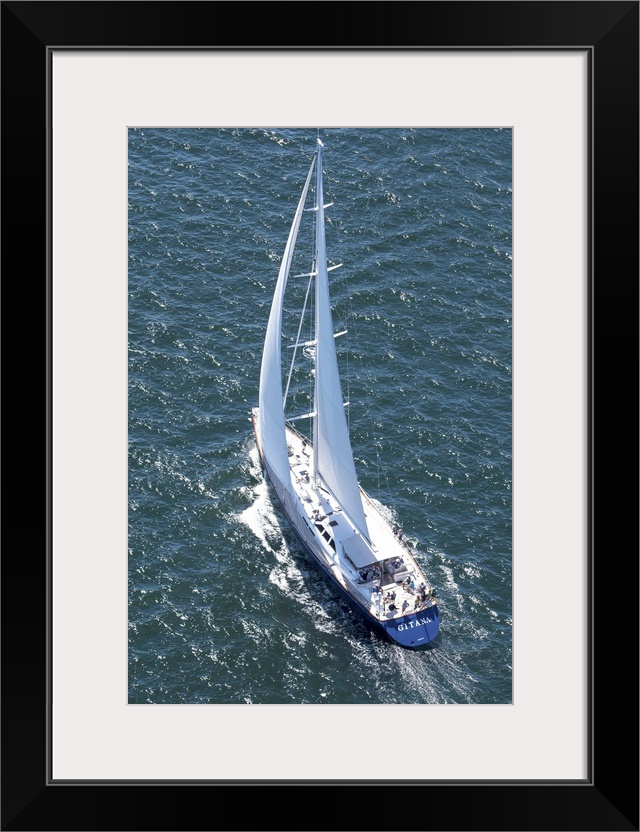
[128,127,512,704]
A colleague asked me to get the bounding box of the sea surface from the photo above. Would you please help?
[128,127,512,704]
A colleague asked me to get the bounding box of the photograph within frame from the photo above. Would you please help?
[127,125,513,704]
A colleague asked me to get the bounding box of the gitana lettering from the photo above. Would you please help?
[397,616,432,633]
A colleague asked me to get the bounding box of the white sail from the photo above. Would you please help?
[312,140,370,540]
[259,155,316,491]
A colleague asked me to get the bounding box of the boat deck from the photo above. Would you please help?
[284,425,437,622]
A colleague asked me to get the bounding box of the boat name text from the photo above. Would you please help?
[397,616,431,631]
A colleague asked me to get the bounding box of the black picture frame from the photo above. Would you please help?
[3,2,638,830]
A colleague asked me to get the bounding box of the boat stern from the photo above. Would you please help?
[380,604,440,649]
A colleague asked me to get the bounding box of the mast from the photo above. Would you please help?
[312,139,370,541]
[311,140,324,482]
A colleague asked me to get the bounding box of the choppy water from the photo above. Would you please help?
[128,127,512,704]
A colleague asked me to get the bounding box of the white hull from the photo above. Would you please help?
[252,407,437,630]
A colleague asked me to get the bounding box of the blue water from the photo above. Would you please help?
[128,127,512,704]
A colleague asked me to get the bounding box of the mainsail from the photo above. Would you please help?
[258,155,316,492]
[312,140,370,540]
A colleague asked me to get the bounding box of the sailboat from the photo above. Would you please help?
[251,138,440,648]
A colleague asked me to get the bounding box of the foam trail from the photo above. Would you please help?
[236,447,281,552]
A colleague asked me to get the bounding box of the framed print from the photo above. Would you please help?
[3,1,637,830]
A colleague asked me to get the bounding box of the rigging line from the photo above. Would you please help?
[284,151,318,431]
[283,269,314,408]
